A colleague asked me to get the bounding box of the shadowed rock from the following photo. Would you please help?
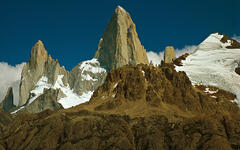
[17,88,64,114]
[0,87,15,112]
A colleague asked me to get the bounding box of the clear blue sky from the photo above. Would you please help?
[0,0,239,70]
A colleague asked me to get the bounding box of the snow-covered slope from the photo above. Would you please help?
[176,33,240,105]
[197,33,232,50]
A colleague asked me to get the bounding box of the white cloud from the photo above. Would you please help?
[0,62,25,106]
[232,35,240,42]
[146,51,164,66]
[147,45,197,66]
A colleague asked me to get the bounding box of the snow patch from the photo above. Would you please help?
[82,74,97,81]
[10,106,24,114]
[211,96,217,99]
[113,83,118,89]
[112,94,116,98]
[204,88,218,94]
[28,76,51,104]
[58,91,93,109]
[142,70,145,76]
[79,59,106,74]
[79,59,106,82]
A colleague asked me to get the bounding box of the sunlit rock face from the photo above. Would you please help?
[94,6,149,71]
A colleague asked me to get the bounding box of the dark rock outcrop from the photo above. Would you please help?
[220,34,240,49]
[0,87,15,112]
[174,53,190,66]
[235,67,240,75]
[94,6,149,71]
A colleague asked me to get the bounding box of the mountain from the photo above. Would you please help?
[94,6,149,71]
[176,33,240,105]
[19,40,69,106]
[1,6,240,150]
[1,64,240,149]
[14,5,149,114]
[15,41,106,113]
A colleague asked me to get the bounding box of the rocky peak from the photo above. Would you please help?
[94,6,149,71]
[114,5,127,14]
[29,40,48,68]
[19,40,69,106]
[164,46,176,63]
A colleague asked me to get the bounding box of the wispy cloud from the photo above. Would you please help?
[147,45,197,65]
[232,35,240,42]
[0,62,25,106]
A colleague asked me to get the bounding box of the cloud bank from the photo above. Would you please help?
[147,45,197,66]
[0,62,25,106]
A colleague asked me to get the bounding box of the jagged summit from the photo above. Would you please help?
[19,40,69,106]
[94,6,149,71]
[29,40,48,68]
[114,5,126,14]
[197,32,240,50]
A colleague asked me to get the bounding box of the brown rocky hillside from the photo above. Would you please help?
[0,64,240,150]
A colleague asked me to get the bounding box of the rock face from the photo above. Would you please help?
[164,46,176,63]
[94,6,149,71]
[0,87,15,112]
[19,40,68,106]
[220,33,240,49]
[17,41,107,113]
[69,59,107,96]
[18,88,64,114]
[1,64,240,150]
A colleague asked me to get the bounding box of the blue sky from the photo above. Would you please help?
[0,0,239,70]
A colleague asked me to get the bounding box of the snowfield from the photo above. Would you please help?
[176,33,240,105]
